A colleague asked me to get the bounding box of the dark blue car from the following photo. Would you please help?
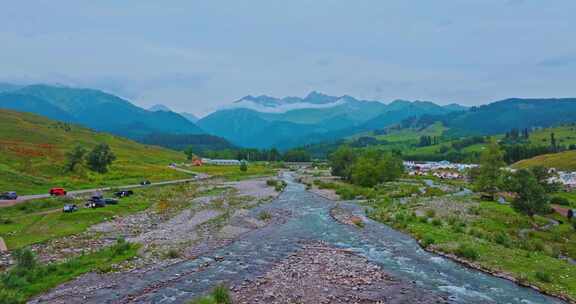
[0,192,18,200]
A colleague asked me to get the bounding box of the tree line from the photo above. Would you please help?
[185,147,311,162]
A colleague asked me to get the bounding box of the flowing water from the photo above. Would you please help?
[91,173,564,304]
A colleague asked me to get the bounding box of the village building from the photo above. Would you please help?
[202,158,242,166]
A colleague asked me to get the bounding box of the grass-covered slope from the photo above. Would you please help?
[0,109,188,194]
[513,151,576,171]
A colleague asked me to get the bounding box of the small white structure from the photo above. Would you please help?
[202,158,242,166]
[550,171,576,190]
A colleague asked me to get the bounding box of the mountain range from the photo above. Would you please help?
[198,92,466,148]
[2,83,576,152]
[0,84,204,140]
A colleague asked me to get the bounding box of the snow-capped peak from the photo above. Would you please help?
[229,92,348,113]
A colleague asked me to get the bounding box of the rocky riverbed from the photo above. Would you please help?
[232,242,449,304]
[1,178,282,271]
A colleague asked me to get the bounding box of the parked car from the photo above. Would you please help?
[140,180,151,186]
[86,199,106,208]
[103,198,119,205]
[63,204,78,213]
[114,190,134,198]
[49,188,67,196]
[0,191,18,200]
[89,194,103,202]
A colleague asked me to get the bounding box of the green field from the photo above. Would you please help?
[0,109,189,195]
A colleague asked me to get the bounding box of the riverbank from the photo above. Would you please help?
[298,169,576,303]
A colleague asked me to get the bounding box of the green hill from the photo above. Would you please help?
[0,109,189,195]
[513,150,576,171]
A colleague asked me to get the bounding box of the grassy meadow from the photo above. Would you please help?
[513,150,576,171]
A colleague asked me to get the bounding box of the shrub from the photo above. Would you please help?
[212,284,232,304]
[425,209,436,218]
[0,217,14,225]
[12,249,36,269]
[493,232,512,247]
[165,249,181,259]
[422,235,435,248]
[468,206,481,215]
[266,179,278,187]
[550,196,570,206]
[535,271,553,283]
[424,187,445,197]
[189,284,232,304]
[239,161,248,172]
[431,219,443,226]
[96,264,114,274]
[111,239,132,257]
[452,225,464,233]
[275,181,287,192]
[0,289,24,304]
[258,211,272,221]
[336,188,355,200]
[455,244,479,260]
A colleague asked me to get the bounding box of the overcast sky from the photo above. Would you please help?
[1,0,575,116]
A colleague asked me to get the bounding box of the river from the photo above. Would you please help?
[85,173,564,304]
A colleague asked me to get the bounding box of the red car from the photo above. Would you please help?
[49,188,67,196]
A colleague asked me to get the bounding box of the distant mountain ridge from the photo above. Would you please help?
[199,92,465,148]
[0,84,204,140]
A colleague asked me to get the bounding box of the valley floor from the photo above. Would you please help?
[0,169,572,304]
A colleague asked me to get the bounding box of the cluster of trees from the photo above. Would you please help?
[329,146,404,187]
[65,143,116,174]
[503,128,530,141]
[501,144,551,164]
[473,140,560,218]
[451,136,486,150]
[185,147,311,162]
[418,135,439,147]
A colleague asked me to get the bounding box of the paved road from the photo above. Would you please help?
[0,166,209,208]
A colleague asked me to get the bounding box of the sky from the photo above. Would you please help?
[0,0,575,116]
